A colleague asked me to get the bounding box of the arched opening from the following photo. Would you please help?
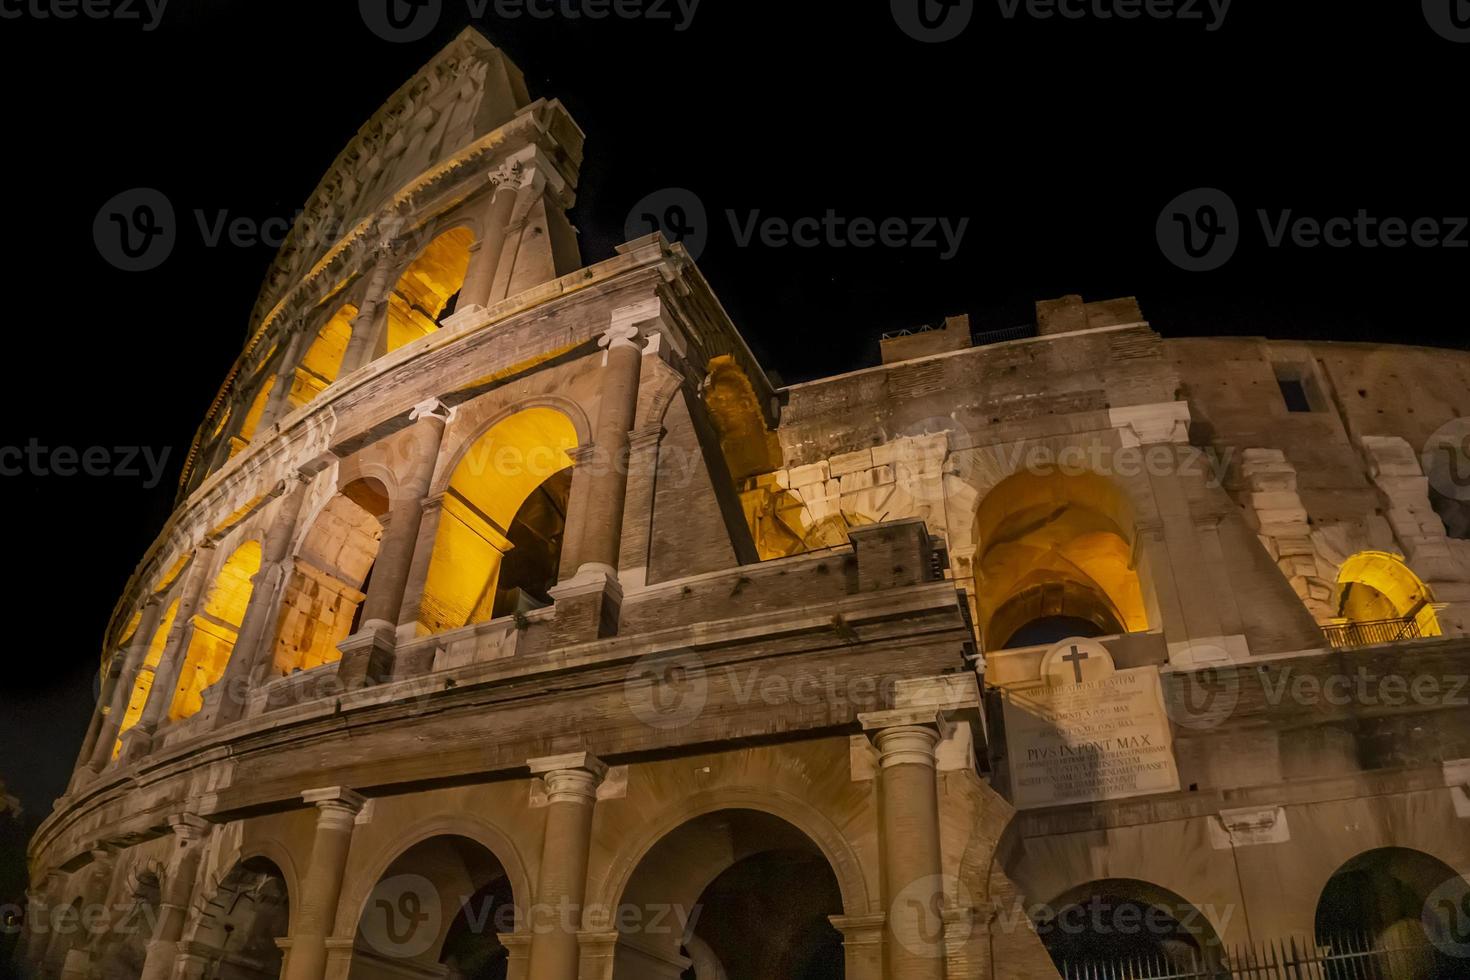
[288,303,358,406]
[1316,847,1466,979]
[186,857,290,980]
[1331,552,1443,643]
[1036,879,1226,976]
[973,470,1147,651]
[170,540,262,720]
[232,377,277,455]
[112,598,179,758]
[418,407,578,634]
[271,479,388,675]
[92,871,161,980]
[385,227,475,355]
[613,809,844,980]
[348,835,516,979]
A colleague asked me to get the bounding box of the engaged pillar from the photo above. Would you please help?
[861,711,948,980]
[138,814,212,980]
[283,788,365,980]
[340,400,451,688]
[526,753,606,980]
[85,594,166,772]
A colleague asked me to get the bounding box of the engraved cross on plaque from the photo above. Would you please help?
[1062,645,1090,683]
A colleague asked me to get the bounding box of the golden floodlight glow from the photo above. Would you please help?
[1334,551,1443,637]
[112,598,180,759]
[231,378,277,455]
[169,541,262,720]
[973,469,1147,649]
[385,227,475,355]
[289,303,358,407]
[418,407,578,634]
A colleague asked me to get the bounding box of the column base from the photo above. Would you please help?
[118,724,157,765]
[547,566,623,645]
[337,621,398,690]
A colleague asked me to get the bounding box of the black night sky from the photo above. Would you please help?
[0,0,1464,831]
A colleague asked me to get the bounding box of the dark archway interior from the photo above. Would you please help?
[616,809,845,980]
[192,857,290,980]
[1036,880,1224,975]
[493,468,571,618]
[93,873,161,980]
[1316,847,1464,979]
[1002,615,1110,650]
[681,849,843,980]
[440,875,516,980]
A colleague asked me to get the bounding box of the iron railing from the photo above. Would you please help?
[1058,932,1446,980]
[1321,617,1422,650]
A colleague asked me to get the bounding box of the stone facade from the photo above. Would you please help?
[19,29,1470,980]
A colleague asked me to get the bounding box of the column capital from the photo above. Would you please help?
[302,786,367,821]
[858,712,950,769]
[167,813,212,842]
[529,752,607,805]
[409,399,455,425]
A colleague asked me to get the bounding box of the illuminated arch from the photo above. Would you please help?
[1333,551,1442,638]
[418,407,578,634]
[111,598,180,758]
[271,479,388,675]
[973,469,1147,650]
[287,303,357,406]
[170,540,262,720]
[384,226,475,355]
[231,378,276,453]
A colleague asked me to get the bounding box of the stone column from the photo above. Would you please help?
[260,317,312,428]
[206,476,313,725]
[546,304,653,642]
[84,595,165,772]
[340,245,400,373]
[340,400,451,687]
[861,711,947,980]
[282,788,366,980]
[453,178,520,317]
[525,753,606,980]
[137,814,212,980]
[125,545,218,758]
[52,849,117,980]
[501,933,533,980]
[614,424,665,592]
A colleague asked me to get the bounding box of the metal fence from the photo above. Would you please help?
[1058,932,1447,979]
[1321,617,1422,651]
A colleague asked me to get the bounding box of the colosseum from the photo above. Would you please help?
[17,27,1470,980]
